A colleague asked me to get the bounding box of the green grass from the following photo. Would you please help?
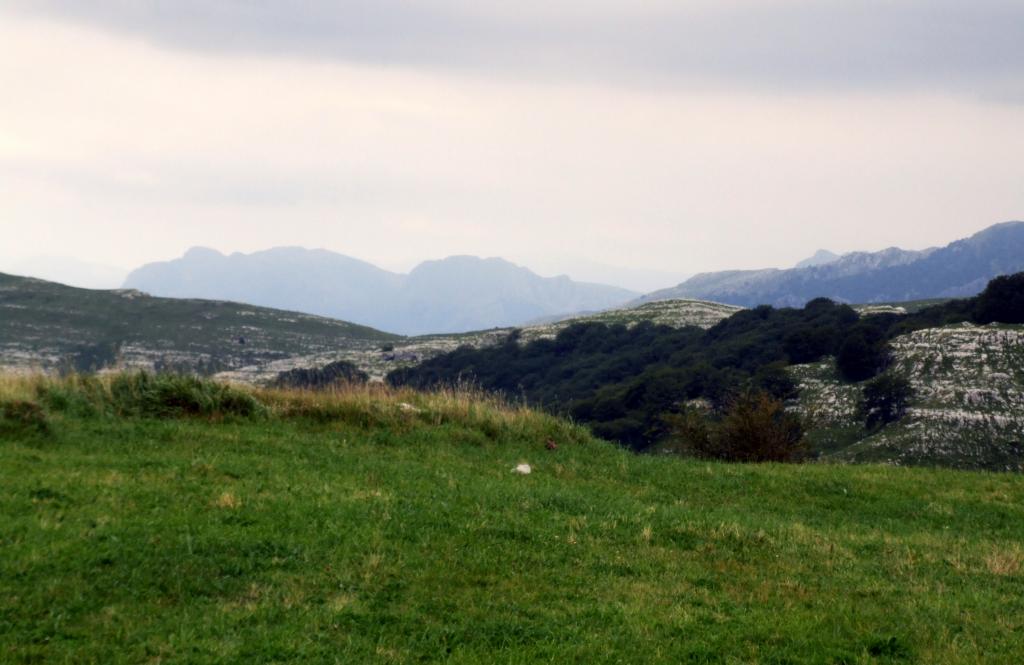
[2,376,1023,663]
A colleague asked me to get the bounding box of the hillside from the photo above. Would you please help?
[640,221,1024,308]
[795,322,1024,471]
[219,298,743,384]
[0,272,737,383]
[124,248,637,335]
[2,375,1023,663]
[0,272,396,376]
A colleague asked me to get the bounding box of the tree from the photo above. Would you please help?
[783,324,836,364]
[752,362,799,401]
[859,373,915,429]
[836,323,890,382]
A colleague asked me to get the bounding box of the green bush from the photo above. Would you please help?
[108,373,266,419]
[272,360,369,390]
[36,376,106,418]
[665,391,807,463]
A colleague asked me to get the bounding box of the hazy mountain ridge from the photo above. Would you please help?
[639,222,1023,308]
[124,249,637,335]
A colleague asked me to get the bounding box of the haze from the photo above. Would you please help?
[2,1,1023,289]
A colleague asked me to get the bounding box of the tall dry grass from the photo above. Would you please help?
[0,372,590,444]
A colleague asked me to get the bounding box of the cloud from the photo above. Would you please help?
[0,10,1022,279]
[4,1,1024,98]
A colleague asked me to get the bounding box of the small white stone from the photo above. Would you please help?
[512,463,532,475]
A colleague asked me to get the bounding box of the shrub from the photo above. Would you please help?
[272,361,369,390]
[660,407,712,456]
[108,373,265,419]
[859,374,915,429]
[36,375,106,418]
[665,391,807,463]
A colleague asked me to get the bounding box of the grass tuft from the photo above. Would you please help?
[0,398,50,437]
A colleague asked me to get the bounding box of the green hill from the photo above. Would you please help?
[2,375,1023,663]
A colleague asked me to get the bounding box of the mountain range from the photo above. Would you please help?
[638,221,1024,308]
[124,248,637,335]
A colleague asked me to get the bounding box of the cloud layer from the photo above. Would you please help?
[8,1,1024,98]
[1,4,1022,283]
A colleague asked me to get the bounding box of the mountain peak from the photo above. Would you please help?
[795,249,840,269]
[183,246,223,260]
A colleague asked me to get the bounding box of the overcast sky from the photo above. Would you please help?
[1,1,1023,288]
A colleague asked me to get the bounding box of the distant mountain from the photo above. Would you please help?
[638,222,1024,308]
[123,247,403,327]
[124,249,637,335]
[794,249,840,269]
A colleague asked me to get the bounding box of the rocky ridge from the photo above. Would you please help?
[794,323,1024,471]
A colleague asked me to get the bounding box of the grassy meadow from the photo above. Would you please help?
[1,374,1023,663]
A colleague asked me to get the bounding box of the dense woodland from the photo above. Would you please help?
[389,273,1024,451]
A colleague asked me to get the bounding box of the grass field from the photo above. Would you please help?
[2,375,1023,663]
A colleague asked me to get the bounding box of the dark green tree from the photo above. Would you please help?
[859,374,915,429]
[836,323,890,382]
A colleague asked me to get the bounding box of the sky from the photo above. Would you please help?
[1,1,1023,291]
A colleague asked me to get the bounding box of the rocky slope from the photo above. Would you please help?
[794,322,1024,471]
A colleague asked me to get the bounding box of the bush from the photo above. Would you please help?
[859,374,915,429]
[0,400,51,437]
[108,373,266,419]
[36,376,106,418]
[665,391,807,463]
